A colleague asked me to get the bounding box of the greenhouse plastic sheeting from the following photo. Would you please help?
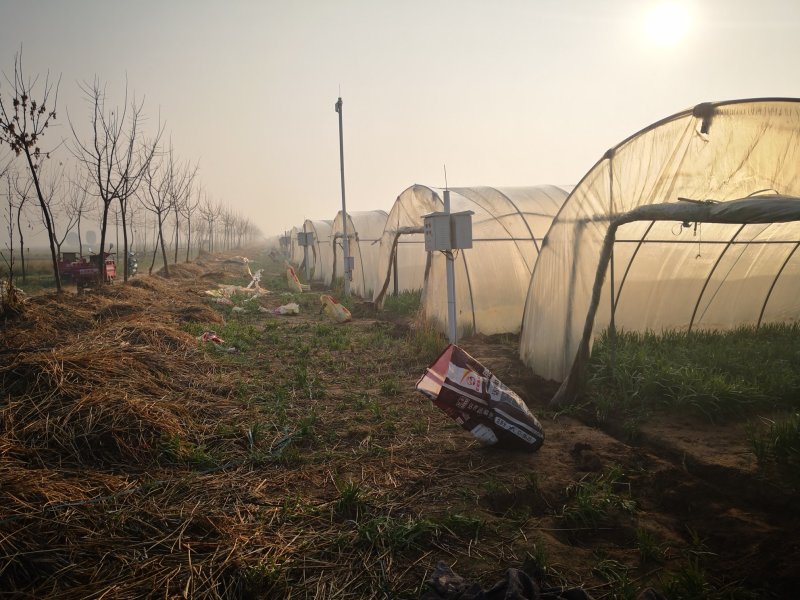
[374,185,569,336]
[288,225,304,267]
[302,219,334,283]
[520,98,800,382]
[332,210,388,298]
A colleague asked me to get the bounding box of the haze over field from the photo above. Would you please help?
[3,0,800,240]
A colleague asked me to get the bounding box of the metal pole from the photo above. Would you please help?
[444,190,457,344]
[392,250,399,296]
[303,224,311,281]
[335,97,351,296]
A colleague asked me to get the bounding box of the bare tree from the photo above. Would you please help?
[0,52,62,291]
[220,206,235,250]
[182,182,201,262]
[140,146,184,276]
[2,172,20,313]
[10,172,33,281]
[70,77,160,284]
[37,161,80,261]
[169,157,196,265]
[67,169,89,256]
[199,194,221,253]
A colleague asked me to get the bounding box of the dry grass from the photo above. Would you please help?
[0,254,440,598]
[2,250,791,599]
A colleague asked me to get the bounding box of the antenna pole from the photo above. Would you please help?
[335,96,351,296]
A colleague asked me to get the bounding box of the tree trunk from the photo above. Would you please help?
[173,206,180,265]
[158,214,170,277]
[24,148,61,293]
[185,217,191,263]
[149,228,160,275]
[97,201,111,285]
[120,198,130,282]
[16,204,26,282]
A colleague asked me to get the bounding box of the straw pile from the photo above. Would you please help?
[0,271,268,598]
[2,253,586,599]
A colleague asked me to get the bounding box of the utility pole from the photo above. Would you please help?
[335,96,351,296]
[443,189,457,344]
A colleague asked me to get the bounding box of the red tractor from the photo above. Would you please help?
[58,251,117,290]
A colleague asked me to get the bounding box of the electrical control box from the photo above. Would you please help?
[343,256,355,274]
[422,211,474,251]
[297,231,314,246]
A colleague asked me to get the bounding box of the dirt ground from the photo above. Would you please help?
[467,334,800,596]
[1,250,798,599]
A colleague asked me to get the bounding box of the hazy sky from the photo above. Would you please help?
[3,0,800,238]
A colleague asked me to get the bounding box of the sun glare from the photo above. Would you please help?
[644,2,690,46]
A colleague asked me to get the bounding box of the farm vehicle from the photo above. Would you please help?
[58,251,117,290]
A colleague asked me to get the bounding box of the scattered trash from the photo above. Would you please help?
[223,256,250,265]
[320,294,351,323]
[286,262,310,293]
[272,302,300,315]
[204,265,270,301]
[245,268,267,293]
[211,296,235,306]
[416,344,544,452]
[422,560,599,600]
[232,306,245,313]
[198,331,225,344]
[206,284,269,299]
[197,331,239,353]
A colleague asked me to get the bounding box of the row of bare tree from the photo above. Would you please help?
[0,52,262,291]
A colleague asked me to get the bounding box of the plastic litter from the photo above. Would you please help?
[272,302,300,315]
[204,265,270,300]
[232,306,245,313]
[198,331,225,344]
[223,255,250,265]
[197,331,238,353]
[416,344,544,452]
[320,294,351,323]
[211,296,235,306]
[286,262,310,293]
[422,560,600,600]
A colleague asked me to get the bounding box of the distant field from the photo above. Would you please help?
[1,246,205,292]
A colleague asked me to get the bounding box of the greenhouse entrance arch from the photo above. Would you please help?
[520,98,800,392]
[373,185,571,336]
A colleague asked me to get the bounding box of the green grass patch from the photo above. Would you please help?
[184,320,261,353]
[561,464,636,529]
[586,324,800,422]
[382,289,422,317]
[406,322,447,365]
[379,377,401,397]
[750,412,800,478]
[158,434,216,469]
[592,556,637,600]
[334,479,368,519]
[314,323,350,350]
[356,515,437,551]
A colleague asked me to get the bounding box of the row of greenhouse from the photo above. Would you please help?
[278,99,800,397]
